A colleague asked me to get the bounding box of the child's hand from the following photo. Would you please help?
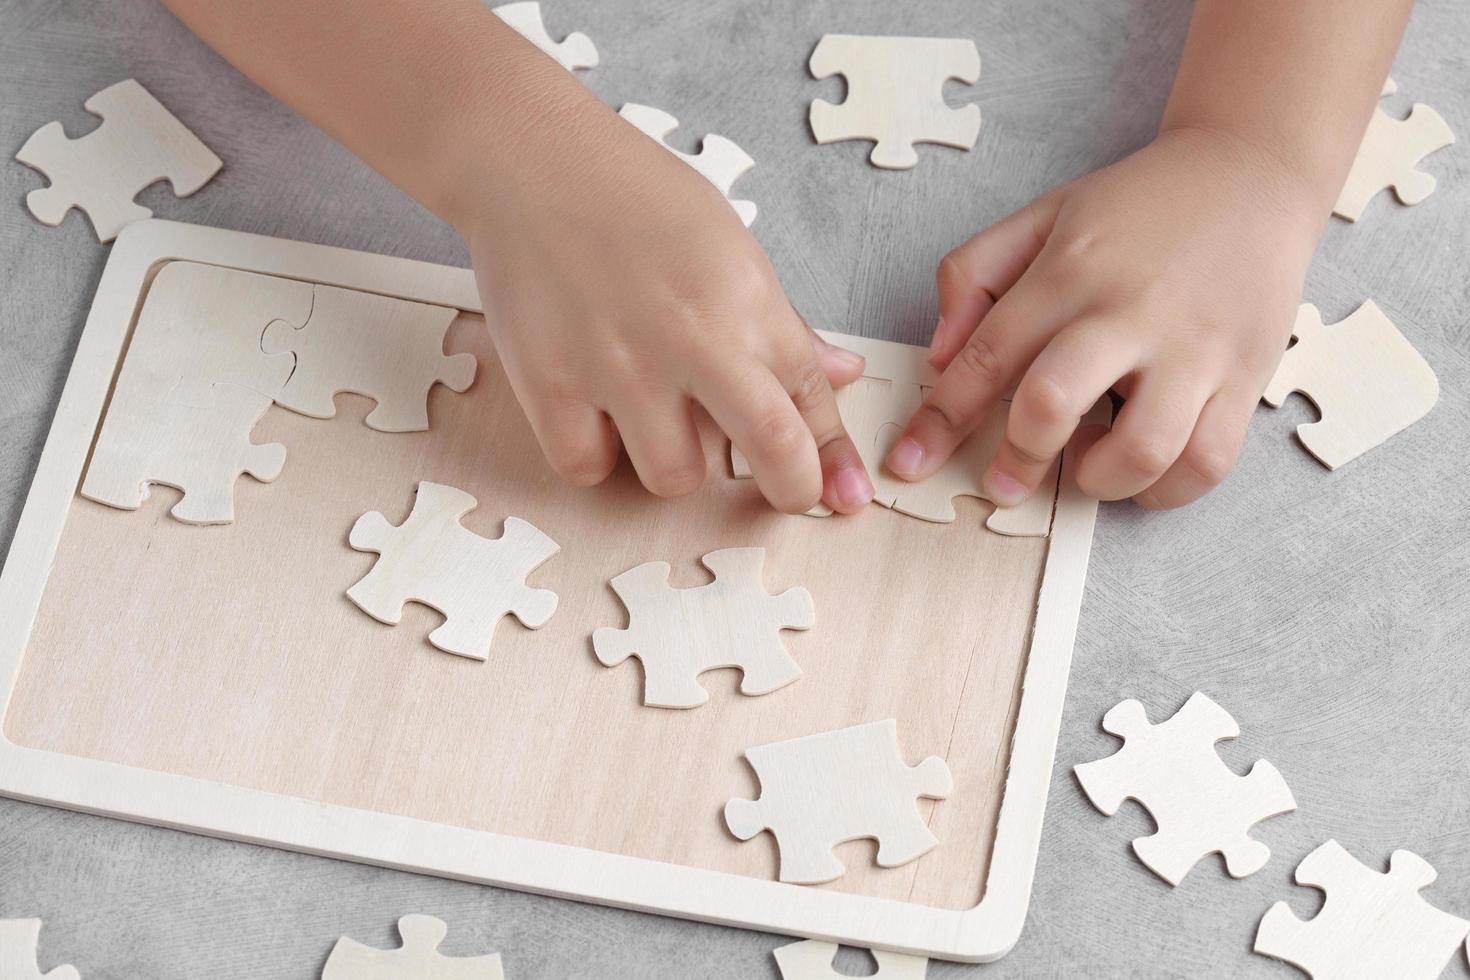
[884,128,1322,509]
[457,98,874,515]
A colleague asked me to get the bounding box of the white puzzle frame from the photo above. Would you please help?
[0,220,1100,962]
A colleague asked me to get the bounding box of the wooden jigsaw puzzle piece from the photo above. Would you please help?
[1335,77,1455,221]
[15,79,221,241]
[809,35,981,170]
[322,914,504,980]
[492,1,598,71]
[1254,841,1470,980]
[618,103,757,226]
[262,285,476,433]
[1263,301,1438,469]
[0,919,80,980]
[773,939,928,979]
[724,719,952,884]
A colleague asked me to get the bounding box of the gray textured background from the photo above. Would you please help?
[2,0,1468,977]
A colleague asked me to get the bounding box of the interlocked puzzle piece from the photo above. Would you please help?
[348,481,559,660]
[263,284,476,432]
[1254,840,1470,979]
[592,547,812,708]
[774,939,928,979]
[0,919,80,980]
[725,719,953,884]
[1074,691,1296,886]
[15,79,221,241]
[492,1,598,71]
[1335,78,1454,221]
[81,382,286,525]
[618,104,757,226]
[809,35,981,170]
[1263,301,1438,469]
[322,914,503,980]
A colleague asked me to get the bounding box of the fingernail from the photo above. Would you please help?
[985,469,1027,507]
[830,345,864,369]
[887,437,924,477]
[834,465,874,510]
[928,317,949,355]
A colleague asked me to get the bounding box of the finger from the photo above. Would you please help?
[608,392,707,498]
[698,361,823,514]
[983,320,1141,505]
[809,328,866,389]
[1075,373,1213,501]
[774,338,873,514]
[931,196,1060,368]
[1133,387,1256,509]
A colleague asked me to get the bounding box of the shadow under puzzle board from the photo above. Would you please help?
[0,221,1100,961]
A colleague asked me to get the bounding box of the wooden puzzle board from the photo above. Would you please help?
[0,221,1100,961]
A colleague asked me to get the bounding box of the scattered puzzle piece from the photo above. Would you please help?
[725,719,952,884]
[15,79,221,241]
[0,919,80,980]
[1074,692,1296,886]
[618,104,757,226]
[592,547,812,709]
[808,35,981,170]
[1336,78,1454,221]
[1254,840,1469,979]
[492,1,598,71]
[348,481,559,660]
[1263,301,1438,469]
[774,939,928,979]
[262,285,476,432]
[322,914,503,980]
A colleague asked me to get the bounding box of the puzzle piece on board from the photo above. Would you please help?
[322,914,503,980]
[1254,841,1469,979]
[492,1,598,71]
[618,104,757,226]
[774,939,928,979]
[725,719,952,884]
[348,482,559,660]
[81,382,285,525]
[0,919,81,980]
[1074,692,1296,885]
[809,35,981,170]
[1336,77,1454,221]
[1262,301,1438,469]
[592,547,812,709]
[262,284,476,432]
[15,79,221,241]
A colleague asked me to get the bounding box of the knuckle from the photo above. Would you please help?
[954,335,1008,388]
[645,458,707,498]
[1118,434,1175,477]
[916,398,967,437]
[1180,441,1235,488]
[549,446,613,487]
[753,411,809,462]
[1006,437,1053,468]
[1018,373,1074,427]
[787,361,832,416]
[936,251,970,295]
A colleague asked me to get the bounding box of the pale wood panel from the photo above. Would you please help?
[5,313,1046,910]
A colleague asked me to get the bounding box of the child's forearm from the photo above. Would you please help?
[1161,0,1415,218]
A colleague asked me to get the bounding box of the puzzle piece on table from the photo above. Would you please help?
[322,914,503,980]
[725,719,952,884]
[81,382,285,525]
[1335,77,1454,221]
[809,35,981,170]
[1262,301,1438,469]
[15,79,221,241]
[1254,841,1470,979]
[492,1,598,71]
[348,482,559,660]
[774,939,928,979]
[618,104,757,226]
[0,919,80,980]
[262,284,476,432]
[592,547,812,709]
[1074,692,1295,885]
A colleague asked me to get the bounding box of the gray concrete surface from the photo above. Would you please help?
[2,0,1468,976]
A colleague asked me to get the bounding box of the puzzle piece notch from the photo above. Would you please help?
[1263,301,1438,469]
[1254,841,1470,979]
[0,919,80,980]
[773,939,928,980]
[725,719,953,884]
[348,482,559,660]
[809,35,981,170]
[15,79,221,241]
[492,1,598,71]
[1074,692,1296,886]
[618,104,757,226]
[1335,77,1454,221]
[321,914,504,980]
[262,284,476,432]
[592,547,812,709]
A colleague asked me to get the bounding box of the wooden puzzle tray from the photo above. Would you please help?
[0,220,1100,962]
